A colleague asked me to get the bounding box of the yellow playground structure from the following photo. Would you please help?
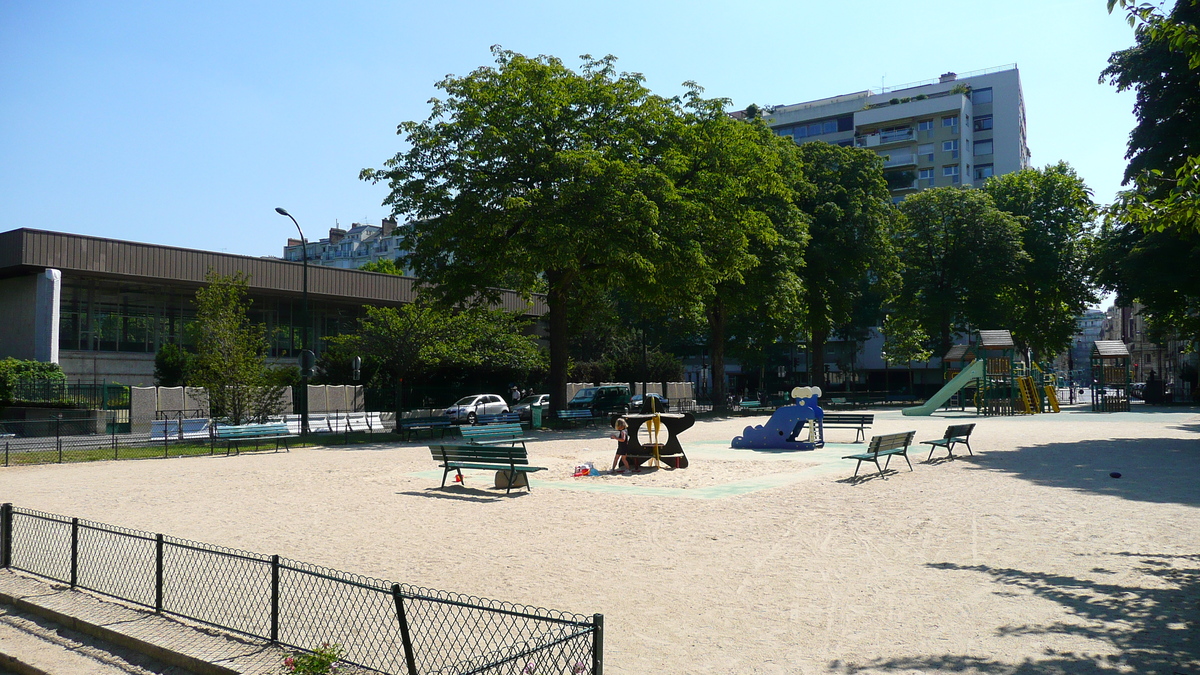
[903,329,1062,417]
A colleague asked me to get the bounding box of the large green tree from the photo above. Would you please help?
[894,187,1027,356]
[1104,0,1200,235]
[656,94,810,405]
[792,141,898,388]
[361,48,681,411]
[1099,0,1200,348]
[982,162,1099,361]
[190,272,288,424]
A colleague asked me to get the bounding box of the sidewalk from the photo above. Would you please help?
[0,570,288,675]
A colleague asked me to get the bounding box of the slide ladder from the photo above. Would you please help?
[903,359,985,416]
[1017,376,1040,414]
[1044,385,1061,413]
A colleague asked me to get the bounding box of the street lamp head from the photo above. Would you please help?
[275,207,290,217]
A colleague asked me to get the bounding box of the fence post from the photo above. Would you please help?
[592,613,604,675]
[70,517,79,588]
[113,415,118,460]
[270,555,280,643]
[391,584,419,675]
[4,440,7,467]
[155,534,164,612]
[56,416,63,464]
[0,503,12,568]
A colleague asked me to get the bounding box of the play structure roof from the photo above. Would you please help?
[944,344,974,361]
[977,330,1015,348]
[1092,340,1131,358]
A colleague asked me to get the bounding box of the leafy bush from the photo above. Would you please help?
[0,358,65,404]
[281,643,343,674]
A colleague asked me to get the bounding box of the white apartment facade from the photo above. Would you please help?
[282,217,413,273]
[764,65,1031,198]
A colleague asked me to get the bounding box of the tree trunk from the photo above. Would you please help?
[546,271,572,414]
[810,326,828,390]
[707,299,728,408]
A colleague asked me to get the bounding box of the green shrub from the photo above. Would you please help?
[0,358,65,404]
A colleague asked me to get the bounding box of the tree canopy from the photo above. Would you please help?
[982,162,1099,361]
[894,187,1027,356]
[362,48,814,409]
[792,141,898,387]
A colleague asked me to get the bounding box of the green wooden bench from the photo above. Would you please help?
[821,413,874,443]
[458,423,534,451]
[921,423,976,460]
[843,431,916,479]
[398,416,452,441]
[428,443,547,494]
[212,422,294,455]
[737,400,775,414]
[475,412,521,425]
[555,409,597,426]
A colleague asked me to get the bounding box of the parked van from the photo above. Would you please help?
[567,385,631,415]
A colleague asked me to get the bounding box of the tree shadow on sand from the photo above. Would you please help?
[966,436,1200,507]
[834,553,1199,674]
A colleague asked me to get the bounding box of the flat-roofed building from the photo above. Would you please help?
[0,228,544,386]
[763,65,1030,199]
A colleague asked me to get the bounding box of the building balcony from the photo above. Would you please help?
[882,153,917,169]
[856,129,915,147]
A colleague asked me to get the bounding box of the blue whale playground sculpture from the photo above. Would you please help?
[731,387,825,450]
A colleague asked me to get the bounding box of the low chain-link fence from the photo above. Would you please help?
[0,412,397,467]
[0,504,603,674]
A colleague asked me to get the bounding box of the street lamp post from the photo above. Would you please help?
[275,207,310,437]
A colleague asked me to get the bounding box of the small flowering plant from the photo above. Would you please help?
[281,643,344,675]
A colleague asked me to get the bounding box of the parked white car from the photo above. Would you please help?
[444,394,510,424]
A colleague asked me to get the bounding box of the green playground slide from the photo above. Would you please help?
[902,359,985,416]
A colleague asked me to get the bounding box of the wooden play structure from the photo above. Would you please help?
[1090,340,1131,412]
[904,329,1061,417]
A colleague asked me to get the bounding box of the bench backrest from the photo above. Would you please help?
[867,431,915,454]
[401,416,451,427]
[215,422,290,438]
[944,423,975,438]
[460,423,524,442]
[476,412,520,424]
[429,444,530,465]
[556,410,593,419]
[822,413,874,424]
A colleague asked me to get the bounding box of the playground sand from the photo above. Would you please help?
[0,406,1198,674]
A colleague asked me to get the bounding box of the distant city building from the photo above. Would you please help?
[760,65,1030,200]
[282,217,413,273]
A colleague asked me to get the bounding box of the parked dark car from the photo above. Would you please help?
[567,385,630,415]
[511,394,549,421]
[630,393,669,413]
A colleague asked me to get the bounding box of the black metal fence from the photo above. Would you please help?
[0,412,397,468]
[8,380,131,411]
[0,504,602,675]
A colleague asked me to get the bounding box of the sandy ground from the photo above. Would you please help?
[0,405,1197,675]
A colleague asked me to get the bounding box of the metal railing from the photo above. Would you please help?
[0,504,602,674]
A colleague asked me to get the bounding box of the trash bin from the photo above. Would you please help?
[531,404,542,429]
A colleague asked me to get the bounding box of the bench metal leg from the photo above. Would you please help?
[962,440,973,456]
[902,452,913,471]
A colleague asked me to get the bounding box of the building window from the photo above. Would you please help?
[972,87,993,104]
[974,114,993,131]
[918,120,933,131]
[974,139,993,156]
[974,164,994,180]
[918,143,934,161]
[942,115,959,128]
[943,139,959,159]
[943,165,960,183]
[918,167,934,186]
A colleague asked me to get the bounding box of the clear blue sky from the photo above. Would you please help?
[1,0,1139,261]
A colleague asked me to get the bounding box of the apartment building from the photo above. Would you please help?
[282,217,413,273]
[764,65,1031,199]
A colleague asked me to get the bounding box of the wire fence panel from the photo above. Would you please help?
[76,520,157,607]
[9,509,73,584]
[278,561,408,673]
[0,505,602,675]
[162,538,273,638]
